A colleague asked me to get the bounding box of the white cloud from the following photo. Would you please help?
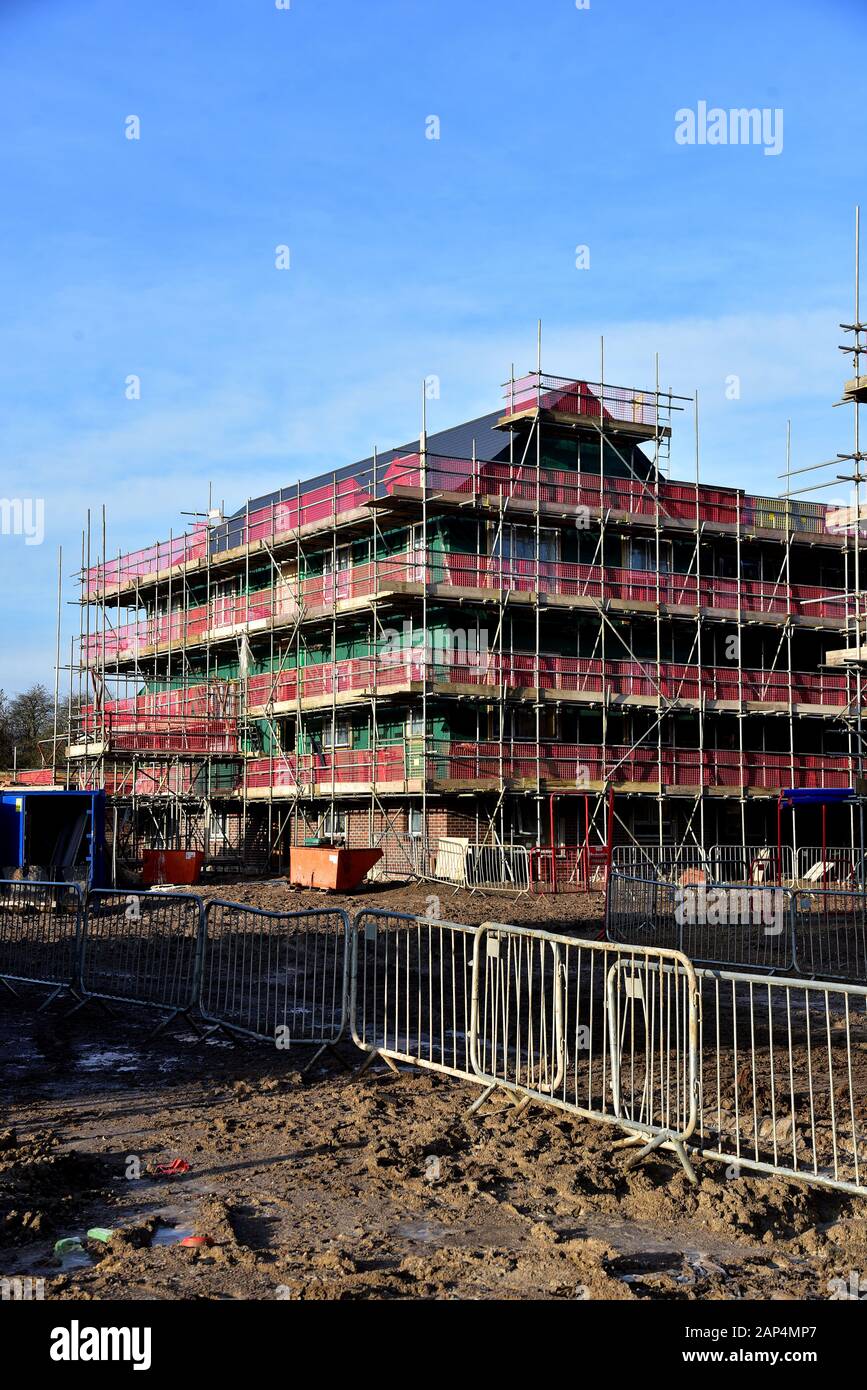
[0,302,851,688]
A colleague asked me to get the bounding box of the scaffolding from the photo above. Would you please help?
[61,311,867,880]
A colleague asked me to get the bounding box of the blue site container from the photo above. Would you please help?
[0,788,105,887]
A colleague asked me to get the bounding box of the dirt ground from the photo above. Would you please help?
[1,878,865,1302]
[190,873,608,931]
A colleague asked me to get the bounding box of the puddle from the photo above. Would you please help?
[395,1219,451,1244]
[619,1250,728,1286]
[687,1252,727,1279]
[53,1240,95,1270]
[2,1039,49,1075]
[176,1034,234,1050]
[76,1047,142,1073]
[75,1046,182,1074]
[393,1214,522,1250]
[556,1212,754,1264]
[619,1256,681,1283]
[151,1223,196,1247]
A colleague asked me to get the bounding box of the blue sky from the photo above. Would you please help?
[0,0,865,690]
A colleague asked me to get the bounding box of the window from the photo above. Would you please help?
[408,526,426,579]
[409,807,424,838]
[511,800,538,839]
[318,808,346,842]
[672,540,694,574]
[208,811,229,847]
[628,539,670,572]
[492,526,558,564]
[510,709,538,740]
[539,530,558,563]
[632,804,670,839]
[322,545,351,575]
[628,539,653,571]
[318,719,351,748]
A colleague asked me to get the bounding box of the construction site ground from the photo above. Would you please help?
[189,875,608,927]
[2,877,865,1302]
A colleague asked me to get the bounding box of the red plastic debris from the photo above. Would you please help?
[151,1158,191,1179]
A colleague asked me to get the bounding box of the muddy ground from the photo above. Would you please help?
[1,878,865,1301]
[190,873,608,931]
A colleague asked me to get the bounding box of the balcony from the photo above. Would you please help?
[243,651,852,713]
[71,684,241,758]
[82,552,851,666]
[69,714,240,758]
[500,375,665,432]
[84,524,209,597]
[242,741,854,796]
[76,761,238,797]
[245,744,418,794]
[438,742,852,791]
[80,742,847,798]
[81,456,839,600]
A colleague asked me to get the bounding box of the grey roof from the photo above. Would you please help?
[237,409,510,518]
[208,385,661,555]
[211,410,512,552]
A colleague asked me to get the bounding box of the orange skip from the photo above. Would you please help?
[288,846,383,892]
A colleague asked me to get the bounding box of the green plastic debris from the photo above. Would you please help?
[53,1237,84,1256]
[86,1227,114,1243]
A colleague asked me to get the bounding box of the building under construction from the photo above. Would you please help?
[63,360,867,882]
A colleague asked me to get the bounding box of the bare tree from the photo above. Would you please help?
[4,684,55,768]
[0,690,11,768]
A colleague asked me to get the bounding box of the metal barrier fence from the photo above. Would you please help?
[791,888,867,983]
[351,910,479,1081]
[466,844,530,892]
[692,967,867,1197]
[200,900,349,1059]
[470,923,699,1169]
[607,872,867,984]
[610,844,867,888]
[606,873,797,973]
[611,843,802,884]
[795,846,867,888]
[611,856,719,888]
[0,884,350,1054]
[80,890,204,1023]
[369,833,530,892]
[2,882,865,1197]
[709,844,793,885]
[0,880,84,1005]
[347,834,867,896]
[611,844,709,877]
